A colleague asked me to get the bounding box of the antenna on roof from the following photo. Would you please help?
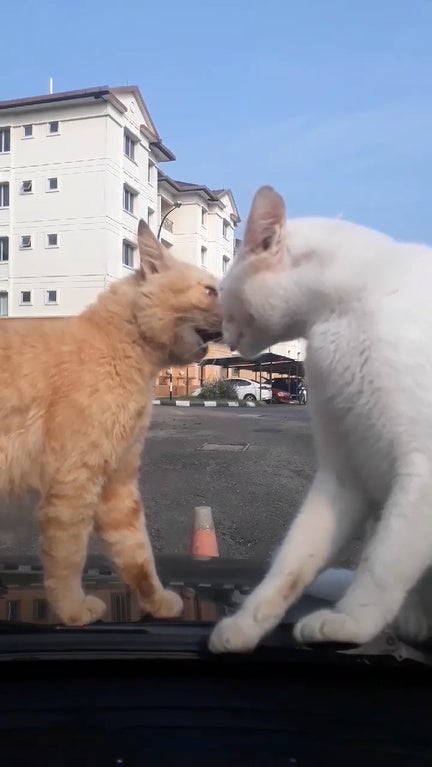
[49,77,54,95]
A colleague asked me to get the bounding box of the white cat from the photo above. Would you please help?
[209,185,432,653]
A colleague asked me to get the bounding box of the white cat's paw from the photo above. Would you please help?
[293,608,377,645]
[394,602,432,643]
[209,615,261,654]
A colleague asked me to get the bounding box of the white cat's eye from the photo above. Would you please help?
[205,285,218,297]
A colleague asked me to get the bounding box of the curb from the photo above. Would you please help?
[152,399,269,408]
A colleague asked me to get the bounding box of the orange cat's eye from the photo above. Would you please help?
[204,285,218,297]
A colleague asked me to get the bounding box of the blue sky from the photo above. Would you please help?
[2,0,431,241]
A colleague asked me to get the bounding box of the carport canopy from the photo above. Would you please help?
[199,351,305,379]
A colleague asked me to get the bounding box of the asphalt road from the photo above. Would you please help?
[143,406,314,560]
[0,405,360,566]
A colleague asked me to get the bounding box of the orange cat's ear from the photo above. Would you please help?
[137,219,170,278]
[243,186,286,253]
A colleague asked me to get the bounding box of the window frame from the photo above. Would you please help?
[0,182,10,208]
[0,290,8,317]
[47,120,60,136]
[0,236,9,262]
[45,289,58,305]
[0,127,11,153]
[123,186,136,215]
[20,290,32,305]
[123,132,136,161]
[21,180,33,194]
[47,177,59,193]
[20,235,32,250]
[122,240,134,268]
[46,233,58,248]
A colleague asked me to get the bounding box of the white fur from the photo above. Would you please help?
[210,199,432,653]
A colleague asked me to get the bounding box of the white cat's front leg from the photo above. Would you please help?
[209,471,363,653]
[294,453,432,645]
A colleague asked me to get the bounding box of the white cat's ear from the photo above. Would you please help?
[243,186,286,252]
[137,219,170,278]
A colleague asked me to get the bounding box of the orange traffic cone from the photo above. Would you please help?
[191,506,219,558]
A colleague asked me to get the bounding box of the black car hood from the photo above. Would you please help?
[1,554,431,667]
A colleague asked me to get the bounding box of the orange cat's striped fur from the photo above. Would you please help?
[0,220,221,625]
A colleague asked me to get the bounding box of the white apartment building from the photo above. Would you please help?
[0,85,239,318]
[157,172,239,277]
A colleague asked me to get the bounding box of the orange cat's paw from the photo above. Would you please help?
[58,595,107,626]
[151,589,184,619]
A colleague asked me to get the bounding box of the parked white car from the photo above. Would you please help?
[192,377,272,402]
[230,377,272,402]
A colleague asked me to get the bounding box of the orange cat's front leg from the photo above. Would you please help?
[95,479,183,619]
[39,491,106,626]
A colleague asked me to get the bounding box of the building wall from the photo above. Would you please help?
[207,198,234,278]
[157,189,236,280]
[167,196,202,267]
[271,339,307,362]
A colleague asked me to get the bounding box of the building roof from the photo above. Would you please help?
[0,84,175,161]
[0,86,241,215]
[0,86,117,112]
[158,171,240,223]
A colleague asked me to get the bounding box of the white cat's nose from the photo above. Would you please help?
[228,331,243,351]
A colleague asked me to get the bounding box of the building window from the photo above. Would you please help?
[123,132,136,160]
[33,598,48,620]
[223,219,230,238]
[46,233,58,247]
[0,182,9,208]
[222,255,230,274]
[122,241,134,268]
[111,592,131,622]
[7,600,20,621]
[0,291,8,317]
[0,236,8,262]
[0,127,10,153]
[45,289,57,305]
[48,121,59,135]
[123,186,136,214]
[47,177,58,192]
[147,161,154,184]
[20,235,32,249]
[201,208,207,226]
[21,180,33,194]
[20,290,32,305]
[23,124,33,138]
[162,216,173,233]
[201,246,207,268]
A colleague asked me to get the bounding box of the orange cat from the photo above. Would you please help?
[0,221,221,625]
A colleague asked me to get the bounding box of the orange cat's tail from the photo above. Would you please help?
[191,506,219,558]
